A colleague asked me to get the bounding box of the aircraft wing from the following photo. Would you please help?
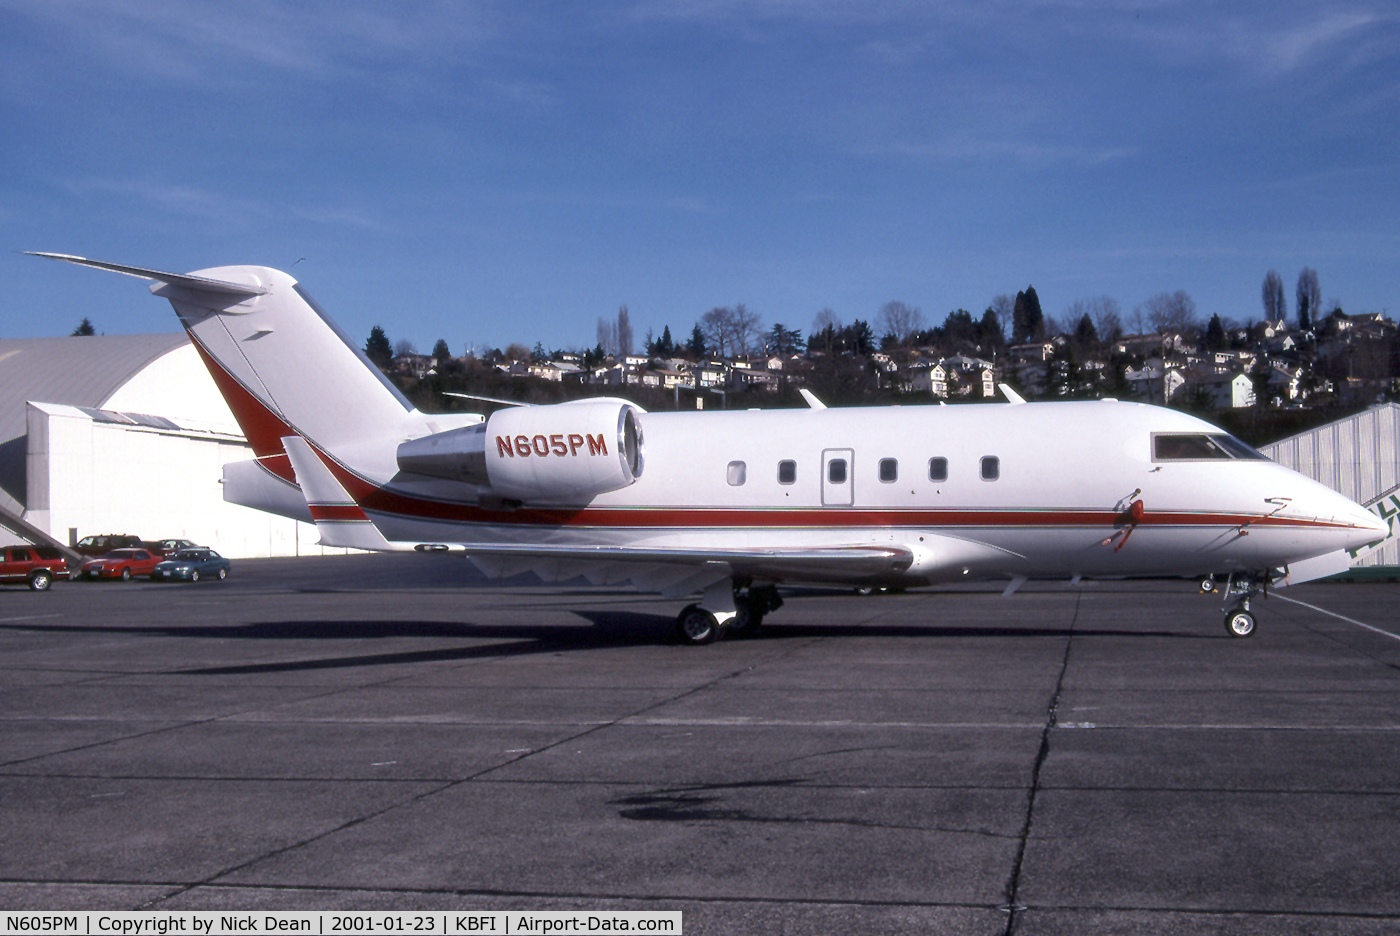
[456,542,916,597]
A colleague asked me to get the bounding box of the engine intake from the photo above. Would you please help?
[397,399,644,503]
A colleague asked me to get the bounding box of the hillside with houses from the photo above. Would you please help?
[377,274,1399,442]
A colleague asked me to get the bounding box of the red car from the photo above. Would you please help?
[80,548,162,581]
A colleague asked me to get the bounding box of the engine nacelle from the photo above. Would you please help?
[396,398,644,503]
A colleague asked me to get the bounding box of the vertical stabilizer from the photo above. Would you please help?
[28,254,422,485]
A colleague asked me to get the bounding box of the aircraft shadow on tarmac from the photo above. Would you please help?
[0,611,1210,677]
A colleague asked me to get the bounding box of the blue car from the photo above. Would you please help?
[151,548,230,583]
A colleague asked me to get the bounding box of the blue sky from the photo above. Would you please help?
[3,1,1397,354]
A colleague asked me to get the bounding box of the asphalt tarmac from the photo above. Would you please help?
[1,554,1398,934]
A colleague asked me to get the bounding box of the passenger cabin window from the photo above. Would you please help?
[1153,433,1270,461]
[879,458,898,483]
[928,457,948,482]
[727,461,747,486]
[980,456,1000,481]
[828,459,848,484]
[777,460,797,484]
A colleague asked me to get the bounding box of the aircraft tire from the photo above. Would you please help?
[1224,609,1256,638]
[731,598,763,637]
[676,605,720,645]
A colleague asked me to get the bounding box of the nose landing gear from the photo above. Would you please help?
[1209,572,1272,638]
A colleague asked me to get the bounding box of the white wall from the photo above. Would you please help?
[25,402,350,559]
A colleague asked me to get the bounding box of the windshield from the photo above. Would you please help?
[1153,433,1270,462]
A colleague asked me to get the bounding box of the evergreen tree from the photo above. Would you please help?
[1204,314,1227,351]
[978,308,1005,351]
[1012,286,1044,343]
[364,326,393,369]
[71,317,95,336]
[431,338,451,361]
[657,325,675,357]
[686,324,707,358]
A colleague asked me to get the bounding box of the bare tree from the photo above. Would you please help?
[989,295,1014,342]
[616,306,634,357]
[597,317,619,356]
[393,338,417,359]
[730,303,762,357]
[504,342,531,362]
[1077,295,1123,345]
[1296,268,1320,331]
[700,307,735,358]
[877,301,925,346]
[1143,290,1197,335]
[1262,270,1287,322]
[811,308,842,354]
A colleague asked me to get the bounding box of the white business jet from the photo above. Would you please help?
[31,253,1387,642]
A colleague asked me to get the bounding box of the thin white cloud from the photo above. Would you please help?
[58,175,381,230]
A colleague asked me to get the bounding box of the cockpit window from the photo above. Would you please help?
[1153,433,1270,462]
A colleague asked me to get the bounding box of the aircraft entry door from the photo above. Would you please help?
[821,448,854,506]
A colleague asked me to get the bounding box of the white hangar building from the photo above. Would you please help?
[1260,402,1399,568]
[0,333,348,558]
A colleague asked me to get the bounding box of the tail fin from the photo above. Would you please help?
[29,253,420,483]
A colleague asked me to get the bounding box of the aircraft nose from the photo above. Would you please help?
[1336,498,1389,552]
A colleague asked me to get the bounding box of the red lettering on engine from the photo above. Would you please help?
[532,434,550,456]
[514,434,531,456]
[568,433,585,455]
[587,433,608,456]
[550,434,567,456]
[496,436,514,458]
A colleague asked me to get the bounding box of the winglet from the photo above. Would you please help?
[281,435,395,551]
[799,389,827,410]
[1000,385,1026,405]
[27,252,267,297]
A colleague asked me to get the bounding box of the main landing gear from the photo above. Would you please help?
[1202,572,1271,638]
[675,581,783,645]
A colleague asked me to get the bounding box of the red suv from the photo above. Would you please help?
[0,545,71,590]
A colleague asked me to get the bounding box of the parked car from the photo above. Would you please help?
[0,545,71,590]
[151,548,230,583]
[143,538,198,557]
[73,534,144,558]
[80,548,162,581]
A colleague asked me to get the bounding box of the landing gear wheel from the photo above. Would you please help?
[1225,609,1256,638]
[731,598,764,637]
[676,604,720,645]
[1200,578,1216,593]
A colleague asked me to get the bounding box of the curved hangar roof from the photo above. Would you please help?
[0,333,237,515]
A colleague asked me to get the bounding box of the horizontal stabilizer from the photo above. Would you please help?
[27,252,267,296]
[282,435,395,551]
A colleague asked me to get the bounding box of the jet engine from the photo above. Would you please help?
[397,398,644,502]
